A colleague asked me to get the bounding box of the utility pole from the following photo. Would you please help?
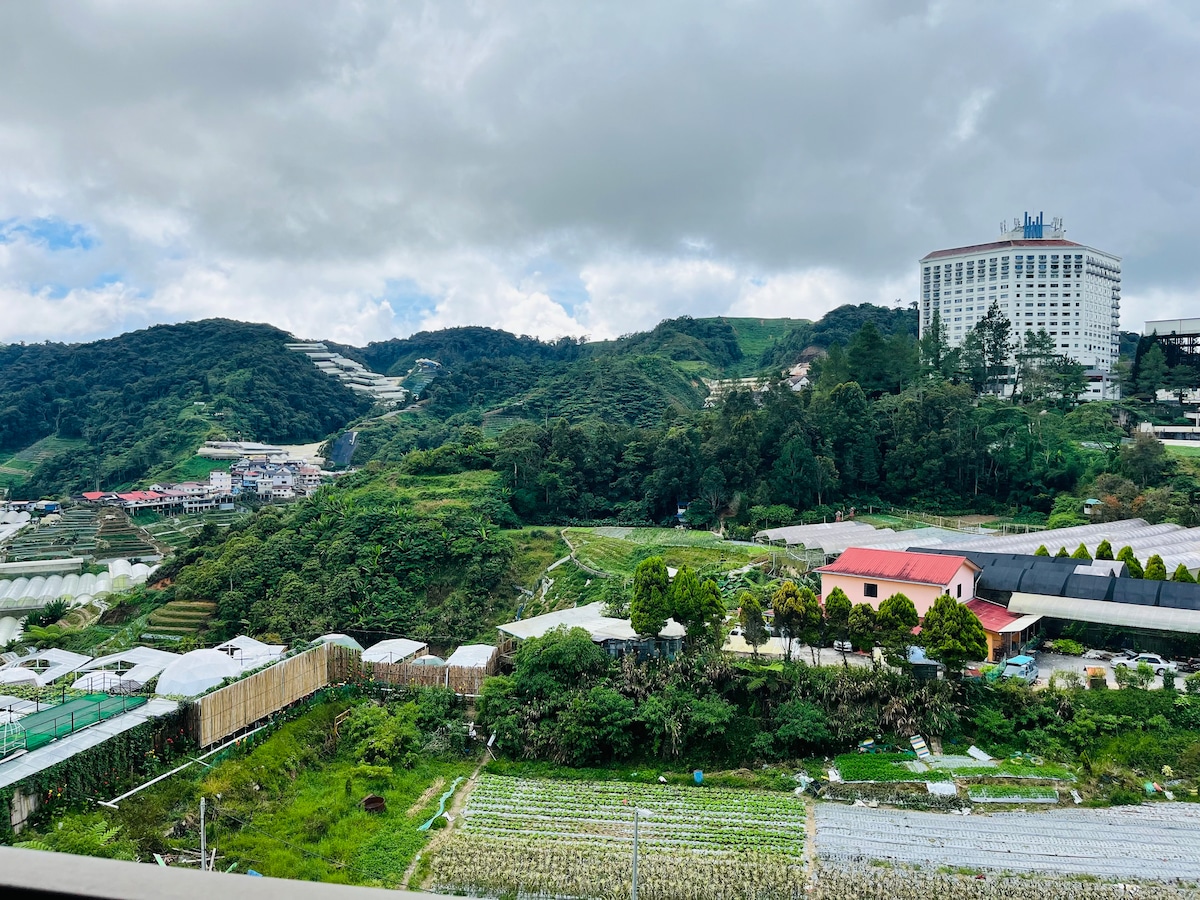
[631,806,639,900]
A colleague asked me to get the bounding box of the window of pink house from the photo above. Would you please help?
[864,583,878,598]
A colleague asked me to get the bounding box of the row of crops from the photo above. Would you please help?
[431,775,808,900]
[138,509,244,549]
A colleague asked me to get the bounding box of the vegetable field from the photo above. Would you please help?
[431,775,807,900]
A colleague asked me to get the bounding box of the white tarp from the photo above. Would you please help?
[155,649,241,697]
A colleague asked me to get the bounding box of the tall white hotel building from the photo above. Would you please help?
[919,213,1121,394]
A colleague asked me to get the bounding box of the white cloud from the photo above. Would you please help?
[0,2,1197,347]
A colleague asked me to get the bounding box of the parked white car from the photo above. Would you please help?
[1112,653,1177,675]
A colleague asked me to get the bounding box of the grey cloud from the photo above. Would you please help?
[0,0,1198,342]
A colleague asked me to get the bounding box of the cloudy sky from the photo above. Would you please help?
[1,1,1198,346]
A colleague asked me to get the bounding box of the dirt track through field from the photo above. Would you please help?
[405,777,446,817]
[402,759,486,889]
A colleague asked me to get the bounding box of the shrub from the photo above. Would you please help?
[1108,787,1142,806]
[341,702,422,767]
[1186,672,1200,695]
[1047,638,1085,656]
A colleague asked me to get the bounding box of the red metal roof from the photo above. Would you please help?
[921,238,1082,262]
[816,547,976,586]
[964,598,1023,633]
[81,491,108,501]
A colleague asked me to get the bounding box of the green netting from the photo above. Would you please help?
[13,693,148,751]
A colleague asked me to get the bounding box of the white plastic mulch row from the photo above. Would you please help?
[815,803,1200,880]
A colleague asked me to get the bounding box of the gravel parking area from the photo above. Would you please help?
[815,802,1200,880]
[1035,652,1169,689]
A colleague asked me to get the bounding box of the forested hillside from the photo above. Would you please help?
[160,467,525,643]
[0,320,372,497]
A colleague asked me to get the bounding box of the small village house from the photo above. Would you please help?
[815,547,980,617]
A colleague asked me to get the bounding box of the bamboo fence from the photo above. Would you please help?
[188,643,494,746]
[190,643,335,747]
[369,650,497,696]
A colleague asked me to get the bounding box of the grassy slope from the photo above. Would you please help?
[714,317,810,376]
[565,527,769,578]
[110,701,478,887]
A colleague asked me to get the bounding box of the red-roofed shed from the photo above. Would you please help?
[816,547,980,617]
[964,598,1042,662]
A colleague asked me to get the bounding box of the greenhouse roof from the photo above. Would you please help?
[1008,592,1200,634]
[445,645,497,669]
[362,639,427,664]
[497,602,685,643]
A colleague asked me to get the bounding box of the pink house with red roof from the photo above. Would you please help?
[816,547,980,617]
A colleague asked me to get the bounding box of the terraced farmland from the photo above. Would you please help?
[3,508,101,561]
[94,515,157,560]
[138,510,245,549]
[144,600,216,640]
[0,436,86,490]
[431,775,807,900]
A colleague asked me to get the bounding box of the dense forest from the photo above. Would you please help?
[159,467,523,644]
[340,306,1193,528]
[0,320,372,497]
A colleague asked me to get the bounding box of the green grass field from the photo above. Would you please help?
[1166,444,1200,458]
[717,316,810,375]
[566,528,768,578]
[105,702,480,887]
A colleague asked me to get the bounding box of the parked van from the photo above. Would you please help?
[1000,655,1039,684]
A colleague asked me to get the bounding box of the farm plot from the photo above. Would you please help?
[431,775,807,900]
[815,803,1200,880]
[566,529,768,579]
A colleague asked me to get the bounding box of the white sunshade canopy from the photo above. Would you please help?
[71,671,140,693]
[1008,592,1200,634]
[214,635,286,668]
[498,601,686,643]
[315,633,365,651]
[81,646,178,677]
[0,648,92,686]
[362,638,428,664]
[445,645,497,669]
[0,668,39,686]
[155,649,241,697]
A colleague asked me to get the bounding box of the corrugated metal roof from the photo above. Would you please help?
[817,547,976,586]
[1008,592,1200,634]
[963,599,1024,633]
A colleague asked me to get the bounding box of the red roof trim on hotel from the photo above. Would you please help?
[816,547,977,586]
[921,239,1082,262]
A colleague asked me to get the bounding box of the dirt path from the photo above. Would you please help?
[405,776,446,817]
[560,527,611,578]
[401,757,488,890]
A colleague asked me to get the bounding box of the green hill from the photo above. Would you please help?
[0,319,373,497]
